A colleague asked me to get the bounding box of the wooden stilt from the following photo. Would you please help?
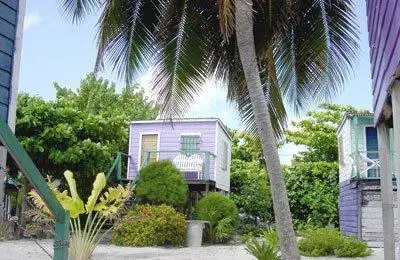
[391,81,400,258]
[377,123,395,260]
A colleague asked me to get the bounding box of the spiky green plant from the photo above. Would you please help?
[28,171,132,260]
[245,228,281,260]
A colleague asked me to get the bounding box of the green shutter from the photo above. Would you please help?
[181,135,200,153]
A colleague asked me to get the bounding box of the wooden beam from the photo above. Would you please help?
[391,81,400,259]
[377,123,395,260]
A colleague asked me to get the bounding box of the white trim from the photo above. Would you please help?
[137,132,160,170]
[7,0,26,132]
[131,118,219,124]
[126,124,133,179]
[179,133,201,136]
[130,118,232,140]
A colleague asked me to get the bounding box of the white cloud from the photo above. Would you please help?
[24,11,43,31]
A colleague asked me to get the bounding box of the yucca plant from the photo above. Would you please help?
[29,171,132,260]
[245,228,281,260]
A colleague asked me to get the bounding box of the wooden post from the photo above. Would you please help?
[392,81,400,258]
[377,123,395,260]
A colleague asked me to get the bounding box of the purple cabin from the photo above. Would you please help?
[126,118,231,193]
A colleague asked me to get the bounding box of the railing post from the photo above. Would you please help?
[54,211,70,260]
[116,152,122,184]
[204,152,210,181]
[144,151,151,166]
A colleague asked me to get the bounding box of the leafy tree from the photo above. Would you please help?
[286,103,368,163]
[230,131,271,223]
[59,1,358,258]
[284,162,338,229]
[16,73,157,199]
[135,160,188,206]
[284,104,368,228]
[230,160,271,223]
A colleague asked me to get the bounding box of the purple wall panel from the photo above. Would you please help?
[127,121,217,179]
[366,0,400,123]
[339,180,360,237]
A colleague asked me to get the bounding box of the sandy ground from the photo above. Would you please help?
[0,240,385,260]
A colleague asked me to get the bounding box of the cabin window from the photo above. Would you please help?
[365,127,378,178]
[181,135,200,153]
[222,142,228,170]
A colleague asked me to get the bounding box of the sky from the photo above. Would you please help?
[19,1,372,164]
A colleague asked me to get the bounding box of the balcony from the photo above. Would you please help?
[143,150,216,181]
[350,150,396,180]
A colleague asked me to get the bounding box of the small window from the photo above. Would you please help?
[222,142,228,170]
[181,135,200,154]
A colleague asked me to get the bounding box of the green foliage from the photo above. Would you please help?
[230,131,272,224]
[29,171,132,260]
[194,192,238,243]
[298,227,372,257]
[286,103,368,163]
[298,227,342,256]
[245,228,281,260]
[16,73,157,199]
[112,204,186,246]
[284,161,338,229]
[283,104,368,229]
[334,236,373,257]
[135,160,188,206]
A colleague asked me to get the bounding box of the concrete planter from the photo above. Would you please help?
[186,220,207,247]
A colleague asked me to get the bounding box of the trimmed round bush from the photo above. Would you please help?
[111,204,186,246]
[135,160,188,206]
[194,192,238,243]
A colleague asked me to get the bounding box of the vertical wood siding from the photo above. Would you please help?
[0,0,19,121]
[367,0,400,123]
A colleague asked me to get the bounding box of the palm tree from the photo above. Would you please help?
[59,0,358,258]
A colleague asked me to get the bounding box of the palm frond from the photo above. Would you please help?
[59,0,102,23]
[218,0,235,42]
[274,0,359,115]
[152,0,210,118]
[95,0,158,83]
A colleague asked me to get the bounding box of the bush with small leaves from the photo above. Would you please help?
[112,204,186,246]
[135,160,188,206]
[298,227,372,257]
[334,236,373,257]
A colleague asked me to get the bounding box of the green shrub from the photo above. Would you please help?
[112,204,186,246]
[194,192,238,243]
[245,228,280,260]
[135,160,188,206]
[298,227,372,257]
[334,236,373,257]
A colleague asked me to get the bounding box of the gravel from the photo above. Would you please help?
[0,240,385,260]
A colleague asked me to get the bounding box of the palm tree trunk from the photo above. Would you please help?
[235,0,299,259]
